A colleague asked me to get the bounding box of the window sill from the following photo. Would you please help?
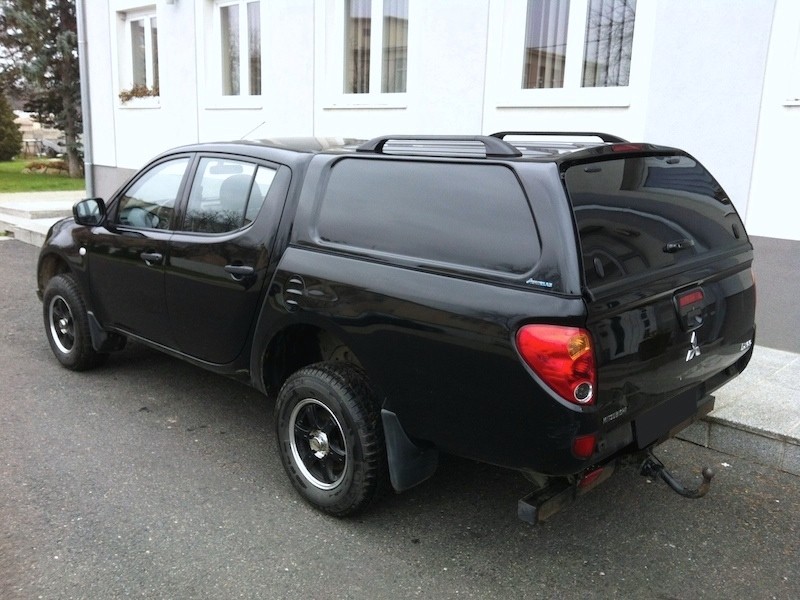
[118,97,161,109]
[323,94,408,110]
[494,87,631,109]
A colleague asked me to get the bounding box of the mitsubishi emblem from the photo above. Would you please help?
[685,331,701,362]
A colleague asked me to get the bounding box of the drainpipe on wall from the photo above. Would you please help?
[75,0,93,197]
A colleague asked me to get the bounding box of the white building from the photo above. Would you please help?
[80,0,800,245]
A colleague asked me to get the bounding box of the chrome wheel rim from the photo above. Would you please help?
[288,398,348,490]
[48,295,75,355]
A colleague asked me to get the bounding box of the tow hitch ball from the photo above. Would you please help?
[640,452,715,499]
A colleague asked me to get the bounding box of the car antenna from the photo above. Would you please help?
[240,121,267,140]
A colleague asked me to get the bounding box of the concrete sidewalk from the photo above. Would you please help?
[1,190,798,476]
[0,191,85,246]
[676,346,799,475]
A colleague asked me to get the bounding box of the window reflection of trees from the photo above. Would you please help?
[568,156,744,287]
[583,0,636,88]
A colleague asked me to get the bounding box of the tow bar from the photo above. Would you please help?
[640,451,715,499]
[517,453,714,524]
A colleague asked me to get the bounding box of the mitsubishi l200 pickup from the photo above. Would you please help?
[37,133,755,522]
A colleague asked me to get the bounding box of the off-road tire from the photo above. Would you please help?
[43,273,108,371]
[275,362,387,516]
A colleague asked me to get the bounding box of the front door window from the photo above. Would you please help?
[116,158,189,230]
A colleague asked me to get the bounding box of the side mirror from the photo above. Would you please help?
[73,197,106,226]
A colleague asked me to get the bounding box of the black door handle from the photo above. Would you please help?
[224,264,255,280]
[663,238,695,253]
[140,252,163,265]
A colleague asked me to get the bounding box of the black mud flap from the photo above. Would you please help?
[87,311,127,353]
[381,409,438,492]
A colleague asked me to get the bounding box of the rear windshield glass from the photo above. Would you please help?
[564,155,748,288]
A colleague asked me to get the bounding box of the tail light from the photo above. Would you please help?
[571,434,597,459]
[577,464,605,489]
[515,324,597,406]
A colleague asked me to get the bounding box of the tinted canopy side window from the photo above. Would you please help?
[316,159,540,276]
[182,158,277,234]
[564,155,748,288]
[117,158,190,230]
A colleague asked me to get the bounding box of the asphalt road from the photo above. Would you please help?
[750,236,800,354]
[1,239,798,600]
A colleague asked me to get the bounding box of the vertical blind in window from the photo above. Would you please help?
[131,20,146,87]
[130,17,158,92]
[582,0,636,87]
[345,0,371,93]
[248,1,261,95]
[345,0,408,94]
[150,18,159,93]
[221,4,240,95]
[522,0,570,89]
[382,0,408,93]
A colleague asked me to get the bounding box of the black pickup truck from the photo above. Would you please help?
[37,133,755,522]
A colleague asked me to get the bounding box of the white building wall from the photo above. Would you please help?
[642,0,775,221]
[83,0,792,241]
[747,0,800,242]
[313,0,489,136]
[84,2,117,168]
[104,0,199,168]
[482,0,658,140]
[197,0,315,141]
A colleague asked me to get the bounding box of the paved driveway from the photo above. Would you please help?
[1,240,798,599]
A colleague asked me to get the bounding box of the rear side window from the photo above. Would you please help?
[316,159,539,275]
[182,158,277,234]
[565,155,748,288]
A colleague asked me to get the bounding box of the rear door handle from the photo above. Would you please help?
[224,264,255,280]
[140,252,163,265]
[664,238,695,253]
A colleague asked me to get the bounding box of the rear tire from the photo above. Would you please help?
[43,273,108,371]
[275,362,387,516]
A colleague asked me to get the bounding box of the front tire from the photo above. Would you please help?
[275,362,386,516]
[43,273,108,371]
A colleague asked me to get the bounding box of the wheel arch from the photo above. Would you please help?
[38,253,125,354]
[260,322,439,493]
[259,322,365,399]
[37,252,72,299]
[42,271,110,370]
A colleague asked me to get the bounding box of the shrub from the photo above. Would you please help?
[118,84,159,103]
[0,94,23,161]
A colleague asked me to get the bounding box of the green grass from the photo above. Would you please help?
[0,159,85,193]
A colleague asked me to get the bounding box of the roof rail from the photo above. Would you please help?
[490,131,629,144]
[356,135,523,158]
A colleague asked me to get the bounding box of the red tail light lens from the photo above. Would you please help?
[572,434,597,459]
[515,325,597,405]
[578,465,605,489]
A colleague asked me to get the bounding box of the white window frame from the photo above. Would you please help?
[116,6,160,108]
[203,0,264,109]
[317,0,409,109]
[486,0,653,108]
[787,21,800,105]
